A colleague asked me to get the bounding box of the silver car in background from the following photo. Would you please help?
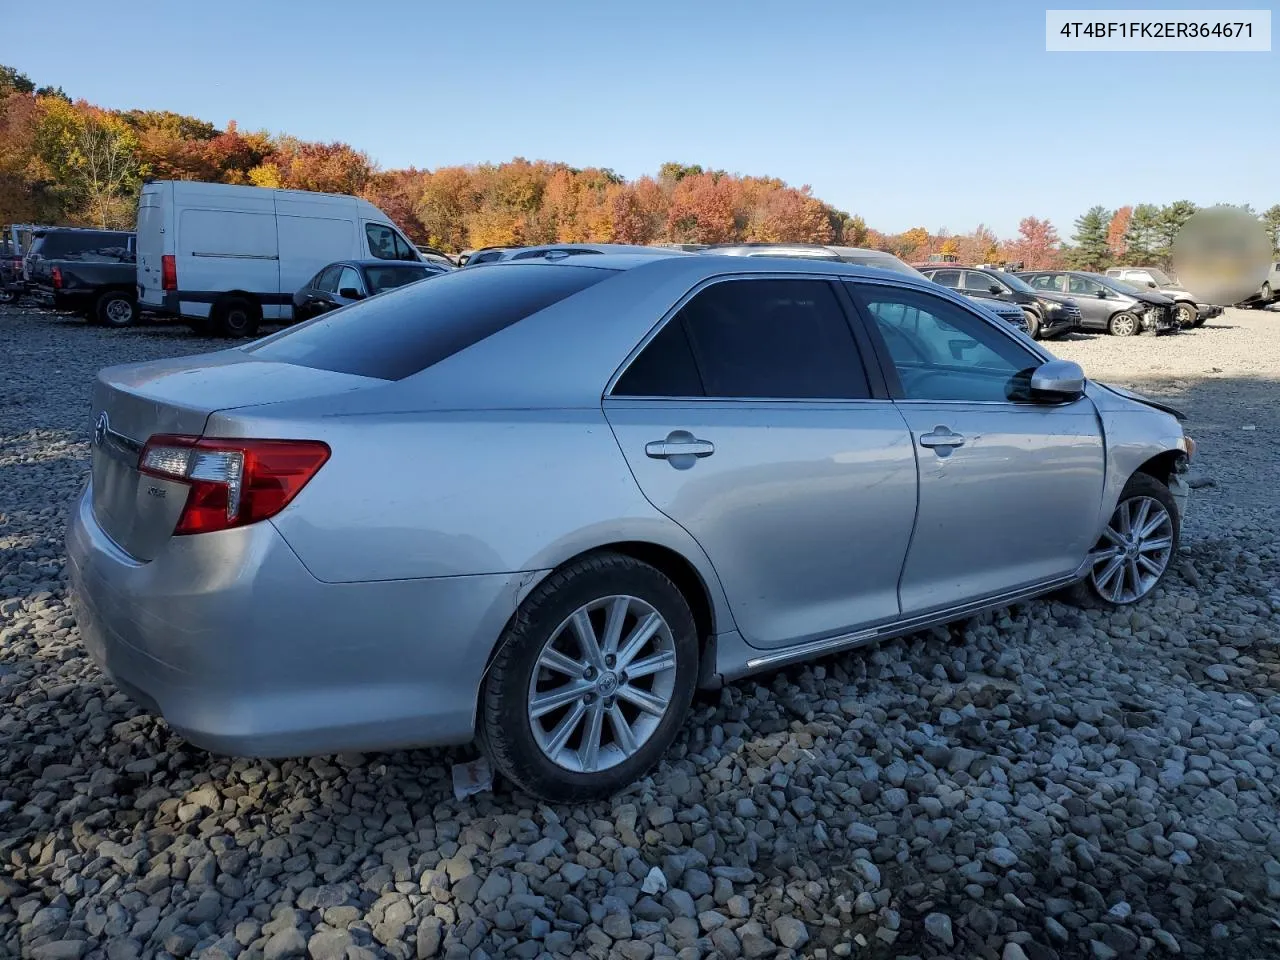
[68,250,1195,801]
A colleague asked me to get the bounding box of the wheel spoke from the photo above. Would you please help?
[600,596,629,657]
[616,612,663,669]
[1116,501,1133,536]
[1101,526,1127,548]
[1094,554,1124,592]
[1138,508,1168,539]
[1126,558,1142,596]
[530,679,591,718]
[1138,554,1164,577]
[570,609,604,668]
[624,650,676,681]
[1131,499,1151,539]
[618,683,669,718]
[538,646,586,678]
[579,701,605,771]
[609,703,638,756]
[1139,535,1173,554]
[544,700,587,756]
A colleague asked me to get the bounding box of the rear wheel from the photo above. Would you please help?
[211,296,260,338]
[1261,282,1273,304]
[96,290,138,328]
[1108,311,1139,336]
[1067,473,1179,608]
[479,552,698,803]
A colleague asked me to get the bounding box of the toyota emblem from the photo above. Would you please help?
[93,412,108,447]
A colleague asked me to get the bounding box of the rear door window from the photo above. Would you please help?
[247,263,615,380]
[315,265,342,292]
[930,269,961,288]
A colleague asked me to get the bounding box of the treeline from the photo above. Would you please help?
[2,64,1278,264]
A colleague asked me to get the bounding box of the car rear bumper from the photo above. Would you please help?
[67,483,527,757]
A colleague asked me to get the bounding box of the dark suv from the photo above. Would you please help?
[24,228,136,320]
[916,266,1082,340]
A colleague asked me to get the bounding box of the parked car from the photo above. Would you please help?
[136,180,425,338]
[917,265,1082,340]
[709,243,1033,334]
[23,228,138,324]
[1104,266,1224,327]
[1234,260,1280,308]
[415,245,457,270]
[293,259,446,322]
[68,251,1194,802]
[2,223,42,303]
[1016,270,1178,336]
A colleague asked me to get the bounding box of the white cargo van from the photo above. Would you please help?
[136,181,423,336]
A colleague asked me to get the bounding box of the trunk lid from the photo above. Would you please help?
[90,350,381,560]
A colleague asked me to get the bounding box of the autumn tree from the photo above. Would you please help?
[1107,206,1131,259]
[1007,216,1061,269]
[667,172,735,244]
[0,89,54,223]
[1068,205,1112,271]
[417,166,478,251]
[35,99,143,227]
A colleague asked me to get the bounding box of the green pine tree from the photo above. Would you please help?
[1069,205,1112,271]
[1261,204,1280,252]
[1155,200,1198,268]
[1124,204,1162,264]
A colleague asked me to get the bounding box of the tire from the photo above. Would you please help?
[96,290,138,328]
[1262,283,1272,304]
[479,552,699,803]
[1022,310,1041,340]
[1173,302,1197,329]
[0,288,14,305]
[1108,311,1140,336]
[1066,473,1180,609]
[211,297,260,338]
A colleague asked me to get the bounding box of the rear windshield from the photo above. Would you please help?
[364,264,436,294]
[32,231,133,259]
[246,263,615,380]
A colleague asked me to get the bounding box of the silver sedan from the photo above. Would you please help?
[68,249,1195,801]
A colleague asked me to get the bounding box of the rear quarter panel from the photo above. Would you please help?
[214,405,734,632]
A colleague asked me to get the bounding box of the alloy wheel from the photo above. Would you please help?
[1088,496,1174,604]
[105,298,133,325]
[527,595,678,773]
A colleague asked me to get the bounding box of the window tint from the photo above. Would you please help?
[315,265,342,292]
[337,266,362,294]
[966,271,1006,294]
[246,264,614,380]
[36,231,132,259]
[848,284,1037,403]
[613,318,704,397]
[674,279,870,399]
[1027,274,1060,291]
[365,264,432,294]
[366,223,418,262]
[1068,275,1104,296]
[468,251,505,265]
[930,269,961,288]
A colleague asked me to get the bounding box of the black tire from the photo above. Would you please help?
[0,288,14,305]
[1173,302,1197,329]
[1022,309,1041,340]
[1065,473,1180,609]
[96,290,138,328]
[479,552,699,803]
[1108,311,1140,336]
[1261,283,1273,305]
[211,297,260,338]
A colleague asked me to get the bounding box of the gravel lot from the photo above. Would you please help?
[2,303,1279,960]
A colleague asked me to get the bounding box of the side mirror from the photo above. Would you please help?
[1096,289,1108,298]
[1147,280,1157,288]
[1030,359,1085,400]
[988,284,1002,294]
[339,287,365,300]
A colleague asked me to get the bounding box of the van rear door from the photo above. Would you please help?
[137,183,168,308]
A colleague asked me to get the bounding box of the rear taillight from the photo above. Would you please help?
[161,254,176,291]
[51,266,62,290]
[138,435,330,535]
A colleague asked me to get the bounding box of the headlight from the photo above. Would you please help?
[1042,300,1064,313]
[1178,435,1196,461]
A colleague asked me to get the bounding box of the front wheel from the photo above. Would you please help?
[1261,282,1273,304]
[479,553,698,803]
[1173,302,1197,329]
[1022,310,1041,340]
[1069,473,1179,608]
[1108,311,1140,336]
[96,290,138,328]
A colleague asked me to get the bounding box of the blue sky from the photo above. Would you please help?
[7,0,1277,238]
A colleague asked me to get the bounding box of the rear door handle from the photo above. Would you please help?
[645,431,715,460]
[919,426,966,449]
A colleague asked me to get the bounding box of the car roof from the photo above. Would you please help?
[337,259,443,269]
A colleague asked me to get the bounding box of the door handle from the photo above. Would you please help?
[645,431,715,460]
[919,426,966,449]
